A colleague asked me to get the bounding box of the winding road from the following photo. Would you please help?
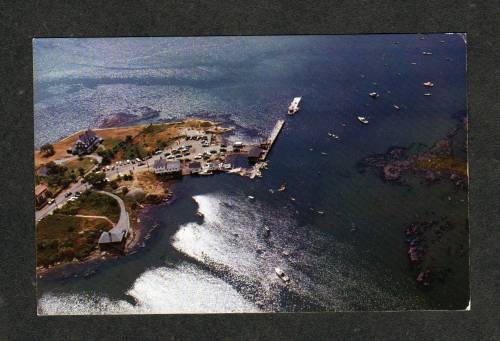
[97,190,130,244]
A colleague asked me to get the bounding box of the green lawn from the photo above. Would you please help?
[54,191,121,224]
[36,214,112,267]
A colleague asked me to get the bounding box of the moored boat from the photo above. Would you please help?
[357,116,369,124]
[287,97,302,115]
[275,267,290,283]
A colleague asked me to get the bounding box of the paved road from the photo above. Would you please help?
[35,180,92,222]
[53,154,103,165]
[97,190,130,244]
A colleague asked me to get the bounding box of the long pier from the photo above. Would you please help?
[260,119,285,161]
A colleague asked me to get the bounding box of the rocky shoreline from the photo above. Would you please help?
[98,106,160,128]
[358,117,468,290]
[357,126,467,189]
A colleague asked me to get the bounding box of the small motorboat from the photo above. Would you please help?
[368,92,379,98]
[328,132,340,139]
[423,93,432,96]
[248,195,255,200]
[321,152,328,156]
[317,210,325,215]
[422,51,433,56]
[393,104,401,110]
[264,225,271,237]
[278,183,286,192]
[357,116,369,124]
[275,267,290,283]
[195,211,204,217]
[423,81,434,88]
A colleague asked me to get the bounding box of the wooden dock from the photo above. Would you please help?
[260,119,285,161]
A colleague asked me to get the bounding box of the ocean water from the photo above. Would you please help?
[34,34,468,313]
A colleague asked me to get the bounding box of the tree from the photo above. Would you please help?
[84,172,106,188]
[40,143,55,157]
[122,187,129,195]
[78,167,85,177]
[125,135,133,143]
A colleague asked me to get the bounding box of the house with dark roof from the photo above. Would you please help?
[35,184,48,207]
[188,161,202,174]
[153,158,181,175]
[247,146,263,162]
[72,129,101,155]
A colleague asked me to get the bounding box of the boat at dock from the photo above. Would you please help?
[357,116,369,124]
[287,97,302,115]
[275,267,290,283]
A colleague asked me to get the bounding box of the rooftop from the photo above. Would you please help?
[35,184,48,196]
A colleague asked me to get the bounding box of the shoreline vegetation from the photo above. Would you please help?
[36,119,230,277]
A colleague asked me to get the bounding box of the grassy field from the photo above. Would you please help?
[64,157,96,174]
[34,119,216,167]
[54,191,121,224]
[36,214,112,267]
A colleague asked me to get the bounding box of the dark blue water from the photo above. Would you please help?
[35,34,468,313]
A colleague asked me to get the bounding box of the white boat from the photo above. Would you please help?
[368,92,379,98]
[393,104,401,110]
[275,267,290,283]
[423,93,432,96]
[328,132,340,139]
[248,195,255,200]
[422,51,433,55]
[357,116,369,124]
[287,97,302,115]
[423,81,434,87]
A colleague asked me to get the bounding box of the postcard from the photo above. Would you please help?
[34,34,468,314]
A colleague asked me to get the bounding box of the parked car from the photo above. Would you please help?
[65,192,73,198]
[47,198,55,205]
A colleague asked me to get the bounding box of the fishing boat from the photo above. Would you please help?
[393,104,401,110]
[423,81,434,87]
[422,51,433,56]
[278,183,286,192]
[287,97,302,115]
[357,116,369,124]
[275,267,290,283]
[423,93,432,96]
[248,195,255,200]
[368,92,379,98]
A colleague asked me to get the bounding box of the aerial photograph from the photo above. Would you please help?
[34,34,468,314]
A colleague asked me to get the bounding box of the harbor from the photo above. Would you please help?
[35,34,469,314]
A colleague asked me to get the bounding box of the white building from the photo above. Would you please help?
[153,158,181,175]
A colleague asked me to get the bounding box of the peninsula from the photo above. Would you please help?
[35,118,284,276]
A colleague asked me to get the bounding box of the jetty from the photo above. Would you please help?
[260,119,285,161]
